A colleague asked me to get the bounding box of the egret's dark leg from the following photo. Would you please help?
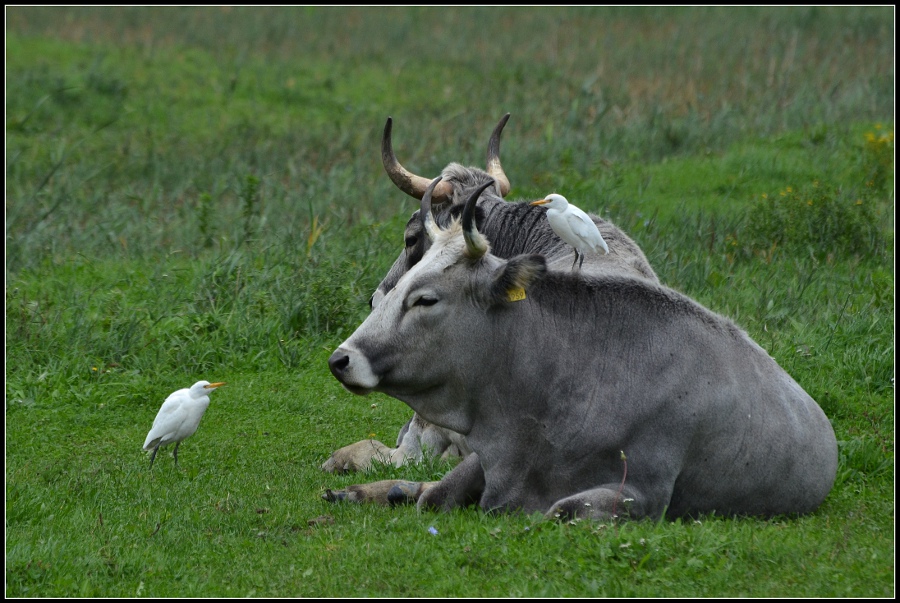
[149,444,160,469]
[571,250,579,270]
[173,442,181,467]
[578,253,585,270]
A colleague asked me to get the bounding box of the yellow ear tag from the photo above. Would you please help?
[506,286,527,302]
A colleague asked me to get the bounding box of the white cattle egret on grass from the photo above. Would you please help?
[530,193,609,269]
[143,380,225,468]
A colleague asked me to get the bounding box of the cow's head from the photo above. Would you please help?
[371,115,512,310]
[330,177,546,433]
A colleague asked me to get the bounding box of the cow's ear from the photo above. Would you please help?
[490,254,547,305]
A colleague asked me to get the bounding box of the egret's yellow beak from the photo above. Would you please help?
[205,382,226,389]
[530,199,549,206]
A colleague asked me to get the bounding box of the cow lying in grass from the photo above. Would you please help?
[325,179,838,521]
[322,114,658,474]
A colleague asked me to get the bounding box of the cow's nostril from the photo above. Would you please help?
[328,351,350,375]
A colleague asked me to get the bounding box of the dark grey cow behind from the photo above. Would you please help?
[325,181,838,521]
[371,114,658,309]
[322,115,658,474]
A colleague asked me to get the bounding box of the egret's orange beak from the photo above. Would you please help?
[530,199,549,206]
[205,382,226,389]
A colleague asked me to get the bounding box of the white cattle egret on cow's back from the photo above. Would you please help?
[530,193,609,270]
[143,380,225,468]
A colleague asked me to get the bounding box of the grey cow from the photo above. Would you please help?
[326,180,838,521]
[322,115,658,474]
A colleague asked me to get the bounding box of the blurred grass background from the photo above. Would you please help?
[8,7,893,268]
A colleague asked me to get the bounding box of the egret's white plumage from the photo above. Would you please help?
[143,380,225,468]
[530,193,609,269]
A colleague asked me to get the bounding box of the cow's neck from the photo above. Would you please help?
[393,381,476,436]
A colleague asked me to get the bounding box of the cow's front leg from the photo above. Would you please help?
[323,479,439,506]
[417,452,486,512]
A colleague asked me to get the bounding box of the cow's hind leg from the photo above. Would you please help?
[321,414,460,474]
[323,479,438,506]
[321,439,394,474]
[546,484,648,521]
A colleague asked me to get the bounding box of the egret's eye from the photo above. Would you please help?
[412,295,438,308]
[405,235,418,248]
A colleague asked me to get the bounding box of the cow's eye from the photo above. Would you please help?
[405,235,418,248]
[412,295,438,308]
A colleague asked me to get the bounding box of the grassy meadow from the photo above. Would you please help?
[5,6,894,597]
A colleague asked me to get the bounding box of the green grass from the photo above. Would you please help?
[5,6,894,597]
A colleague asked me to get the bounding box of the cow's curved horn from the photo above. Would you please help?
[485,113,511,198]
[462,180,494,259]
[420,176,443,242]
[382,117,453,203]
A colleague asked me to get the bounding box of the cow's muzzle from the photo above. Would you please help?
[328,350,350,375]
[328,346,379,395]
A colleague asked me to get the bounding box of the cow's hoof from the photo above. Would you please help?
[322,488,347,503]
[547,503,579,522]
[387,481,423,507]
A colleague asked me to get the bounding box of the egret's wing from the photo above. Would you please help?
[151,393,185,423]
[144,393,188,449]
[565,210,598,239]
[565,208,609,254]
